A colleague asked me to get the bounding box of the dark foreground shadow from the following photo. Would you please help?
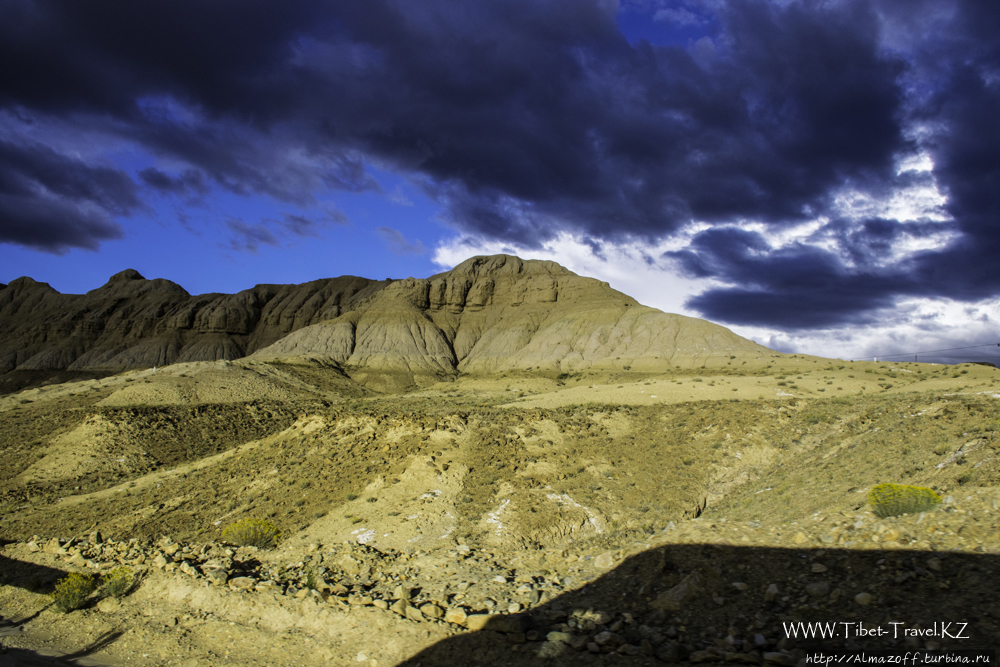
[399,542,1000,666]
[0,554,67,597]
[0,636,119,667]
[0,553,119,666]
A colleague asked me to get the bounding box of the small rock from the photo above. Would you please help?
[489,615,526,633]
[594,552,615,569]
[594,630,620,646]
[465,614,493,631]
[854,592,873,605]
[763,651,795,665]
[927,557,942,571]
[162,543,179,555]
[792,532,809,544]
[811,563,828,573]
[43,538,62,554]
[764,583,779,602]
[420,603,443,618]
[152,554,168,568]
[546,631,573,644]
[405,605,425,622]
[228,577,256,591]
[444,608,468,625]
[26,541,40,553]
[507,602,521,613]
[89,530,104,545]
[731,582,748,592]
[204,568,228,585]
[805,581,830,598]
[97,598,120,613]
[340,556,361,575]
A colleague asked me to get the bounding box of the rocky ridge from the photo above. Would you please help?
[0,269,388,374]
[1,256,769,389]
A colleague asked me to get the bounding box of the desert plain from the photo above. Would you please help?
[0,255,998,666]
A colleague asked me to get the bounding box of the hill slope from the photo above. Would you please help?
[1,256,769,388]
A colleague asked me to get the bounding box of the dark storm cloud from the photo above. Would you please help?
[680,0,1000,329]
[139,167,208,199]
[225,219,279,254]
[0,0,996,329]
[0,138,133,251]
[669,225,916,329]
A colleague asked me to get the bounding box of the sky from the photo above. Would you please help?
[1,0,998,365]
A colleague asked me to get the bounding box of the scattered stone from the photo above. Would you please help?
[405,605,424,622]
[419,603,443,618]
[390,599,408,617]
[204,568,228,585]
[444,608,468,626]
[594,551,615,569]
[854,592,873,605]
[651,570,704,611]
[96,598,120,613]
[805,581,830,598]
[764,583,779,602]
[228,577,256,591]
[811,563,828,573]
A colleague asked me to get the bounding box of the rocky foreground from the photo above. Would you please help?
[2,491,999,666]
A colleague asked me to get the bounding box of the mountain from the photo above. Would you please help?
[0,269,387,374]
[0,256,769,382]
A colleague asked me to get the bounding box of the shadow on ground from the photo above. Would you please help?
[399,542,1000,666]
[0,551,118,667]
[0,554,67,597]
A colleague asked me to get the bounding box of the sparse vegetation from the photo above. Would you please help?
[52,572,97,612]
[867,483,942,519]
[222,517,282,548]
[102,566,135,598]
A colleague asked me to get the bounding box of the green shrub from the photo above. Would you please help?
[868,483,942,519]
[102,567,135,598]
[222,517,282,548]
[52,572,97,612]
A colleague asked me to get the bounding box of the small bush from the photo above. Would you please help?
[222,517,282,548]
[304,567,320,591]
[868,483,942,519]
[52,572,97,612]
[102,567,135,598]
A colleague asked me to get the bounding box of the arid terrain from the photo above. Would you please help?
[1,256,998,666]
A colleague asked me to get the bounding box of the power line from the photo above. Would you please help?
[858,343,1000,362]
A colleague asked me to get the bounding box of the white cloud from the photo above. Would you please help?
[432,232,998,365]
